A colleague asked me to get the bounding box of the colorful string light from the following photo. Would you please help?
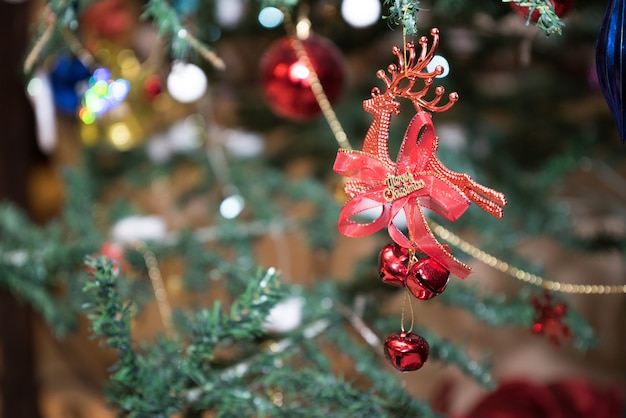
[79,68,130,124]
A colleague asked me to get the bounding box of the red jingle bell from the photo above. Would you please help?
[406,257,450,300]
[510,0,575,24]
[378,243,410,288]
[384,331,429,372]
[259,34,346,120]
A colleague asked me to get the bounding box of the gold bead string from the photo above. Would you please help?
[280,7,352,151]
[132,241,175,335]
[281,11,626,296]
[428,219,626,295]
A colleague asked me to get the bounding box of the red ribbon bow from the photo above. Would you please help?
[334,112,474,278]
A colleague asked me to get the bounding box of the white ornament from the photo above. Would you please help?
[167,117,202,151]
[264,297,304,333]
[27,70,57,153]
[215,0,244,28]
[147,133,173,163]
[426,55,450,78]
[341,0,381,28]
[219,194,245,219]
[167,61,207,103]
[111,215,167,243]
[221,128,264,159]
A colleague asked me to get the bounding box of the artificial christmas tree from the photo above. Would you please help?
[0,0,624,417]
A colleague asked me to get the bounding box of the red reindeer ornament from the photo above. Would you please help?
[334,29,507,280]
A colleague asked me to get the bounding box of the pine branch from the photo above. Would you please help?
[142,0,225,70]
[502,0,566,35]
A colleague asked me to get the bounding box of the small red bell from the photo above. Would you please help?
[406,257,449,300]
[384,331,429,372]
[378,243,410,288]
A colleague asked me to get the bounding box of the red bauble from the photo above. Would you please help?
[511,0,575,23]
[143,74,162,101]
[379,243,410,287]
[384,331,429,372]
[406,257,449,300]
[259,34,346,120]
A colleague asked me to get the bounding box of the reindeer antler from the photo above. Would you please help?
[376,28,458,113]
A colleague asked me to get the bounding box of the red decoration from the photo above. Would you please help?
[259,34,346,120]
[406,256,449,300]
[143,74,162,102]
[79,0,135,41]
[463,379,624,418]
[333,29,506,279]
[511,0,575,24]
[379,243,410,287]
[85,242,126,275]
[530,291,572,345]
[384,331,429,372]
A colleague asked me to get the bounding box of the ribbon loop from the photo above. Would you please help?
[334,111,506,279]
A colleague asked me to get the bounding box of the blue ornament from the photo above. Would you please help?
[49,55,91,114]
[596,0,626,144]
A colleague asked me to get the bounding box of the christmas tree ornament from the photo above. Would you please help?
[143,74,162,101]
[27,70,57,153]
[378,242,410,287]
[259,33,346,120]
[167,61,207,103]
[49,55,91,114]
[111,215,167,243]
[341,0,381,28]
[264,296,305,333]
[596,0,626,144]
[405,256,450,300]
[384,331,429,372]
[510,0,575,24]
[531,291,573,345]
[333,29,507,279]
[79,0,136,43]
[85,241,126,276]
[219,194,245,219]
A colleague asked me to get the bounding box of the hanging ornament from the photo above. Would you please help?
[167,61,207,103]
[27,70,57,153]
[264,296,305,333]
[530,291,573,346]
[384,331,429,372]
[379,243,410,288]
[143,74,163,101]
[49,55,91,115]
[510,0,575,24]
[406,256,449,300]
[334,29,506,279]
[596,0,626,144]
[259,34,346,120]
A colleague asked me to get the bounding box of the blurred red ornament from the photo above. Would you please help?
[259,34,346,120]
[384,331,429,372]
[510,0,575,24]
[80,0,135,41]
[530,291,572,345]
[143,74,163,101]
[406,256,449,300]
[85,242,126,275]
[379,243,410,287]
[464,379,624,418]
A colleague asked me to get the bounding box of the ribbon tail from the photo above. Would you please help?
[404,203,472,279]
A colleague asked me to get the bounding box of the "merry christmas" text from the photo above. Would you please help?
[383,171,425,202]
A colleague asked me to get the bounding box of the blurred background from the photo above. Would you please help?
[0,0,625,417]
